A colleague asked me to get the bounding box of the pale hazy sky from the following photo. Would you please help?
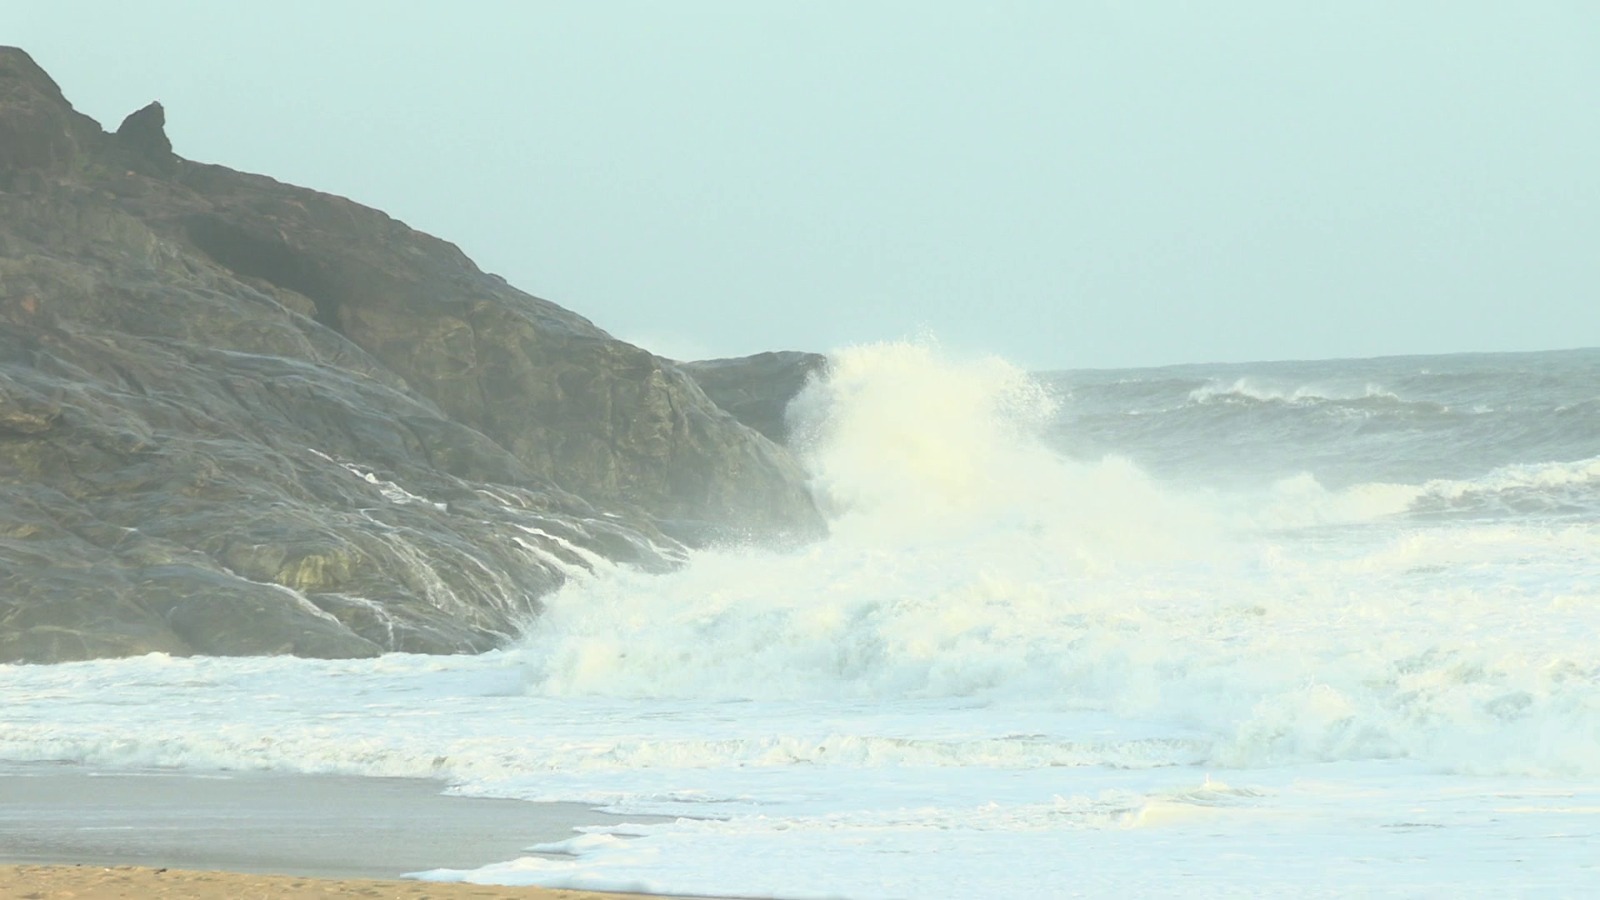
[11,2,1600,369]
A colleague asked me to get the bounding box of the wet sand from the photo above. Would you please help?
[0,764,725,897]
[0,764,664,878]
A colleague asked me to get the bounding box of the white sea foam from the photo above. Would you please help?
[1243,472,1423,528]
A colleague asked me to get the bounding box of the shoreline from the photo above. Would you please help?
[0,864,683,899]
[0,764,732,898]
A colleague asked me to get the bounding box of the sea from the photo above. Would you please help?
[3,342,1598,898]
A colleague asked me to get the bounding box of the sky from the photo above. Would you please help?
[9,2,1599,370]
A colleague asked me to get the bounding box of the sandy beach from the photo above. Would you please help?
[0,765,722,899]
[0,864,669,899]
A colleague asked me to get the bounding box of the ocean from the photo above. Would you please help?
[3,342,1598,897]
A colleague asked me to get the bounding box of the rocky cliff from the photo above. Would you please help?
[0,48,823,664]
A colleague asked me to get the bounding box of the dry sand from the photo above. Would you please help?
[0,863,655,899]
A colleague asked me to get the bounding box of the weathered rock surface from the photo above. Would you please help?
[679,351,828,444]
[0,47,823,664]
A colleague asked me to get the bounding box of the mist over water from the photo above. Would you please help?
[4,342,1597,897]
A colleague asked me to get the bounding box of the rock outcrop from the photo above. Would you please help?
[679,351,828,444]
[0,47,823,664]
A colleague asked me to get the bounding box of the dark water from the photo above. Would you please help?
[1041,348,1600,518]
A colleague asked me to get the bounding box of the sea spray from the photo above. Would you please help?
[516,340,1221,702]
[514,341,1600,776]
[786,340,1060,528]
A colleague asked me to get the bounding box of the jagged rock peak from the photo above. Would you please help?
[116,100,172,159]
[0,46,101,177]
[0,46,67,104]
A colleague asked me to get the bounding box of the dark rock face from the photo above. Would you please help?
[115,101,174,165]
[0,47,823,664]
[0,50,102,181]
[679,351,829,444]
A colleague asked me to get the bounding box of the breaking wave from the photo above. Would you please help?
[515,341,1600,776]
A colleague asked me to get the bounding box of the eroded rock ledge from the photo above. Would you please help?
[0,47,823,664]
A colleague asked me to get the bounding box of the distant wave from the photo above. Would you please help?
[1240,456,1600,529]
[1185,378,1451,416]
[1407,456,1600,519]
[1188,377,1399,405]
